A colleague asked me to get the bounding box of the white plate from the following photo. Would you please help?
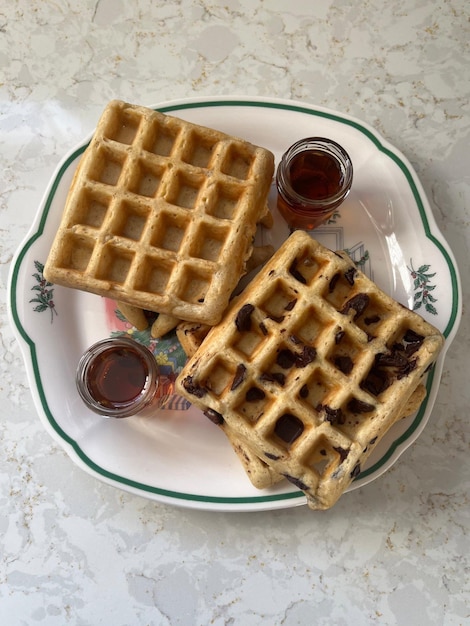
[8,97,462,511]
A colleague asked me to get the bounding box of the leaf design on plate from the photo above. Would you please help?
[30,261,58,323]
[408,260,438,315]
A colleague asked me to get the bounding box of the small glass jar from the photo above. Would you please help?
[276,137,353,230]
[76,336,173,418]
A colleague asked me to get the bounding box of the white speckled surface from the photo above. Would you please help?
[1,1,469,625]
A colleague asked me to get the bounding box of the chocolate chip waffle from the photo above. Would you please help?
[175,300,427,490]
[177,231,444,510]
[44,100,274,325]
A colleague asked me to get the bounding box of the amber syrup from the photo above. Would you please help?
[289,151,343,201]
[86,346,149,409]
[276,137,353,230]
[76,337,171,418]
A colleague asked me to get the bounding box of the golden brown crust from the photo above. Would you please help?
[150,314,179,339]
[116,301,149,331]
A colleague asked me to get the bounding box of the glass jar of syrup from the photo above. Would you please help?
[276,137,353,230]
[76,337,173,418]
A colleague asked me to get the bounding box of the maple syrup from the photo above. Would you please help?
[76,337,173,418]
[276,137,353,230]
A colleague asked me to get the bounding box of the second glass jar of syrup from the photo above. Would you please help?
[276,137,353,230]
[76,336,173,418]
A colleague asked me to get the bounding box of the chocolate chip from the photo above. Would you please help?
[268,314,285,323]
[299,384,309,398]
[182,376,206,398]
[350,463,361,479]
[347,398,375,413]
[335,330,345,344]
[403,329,425,345]
[329,273,340,293]
[289,259,307,284]
[231,364,246,390]
[334,355,353,374]
[374,344,418,380]
[361,367,390,396]
[361,334,421,396]
[402,329,425,356]
[364,315,380,325]
[404,342,421,357]
[260,372,286,386]
[283,474,310,491]
[235,304,254,332]
[397,358,417,379]
[204,408,224,424]
[340,293,370,320]
[318,404,345,425]
[276,349,296,369]
[274,413,304,444]
[344,267,357,285]
[259,321,268,335]
[333,446,350,462]
[295,345,317,368]
[264,452,280,460]
[376,351,408,368]
[369,436,378,445]
[285,299,297,311]
[245,387,265,402]
[289,334,302,344]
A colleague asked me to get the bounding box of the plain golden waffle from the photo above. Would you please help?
[115,243,275,339]
[44,100,274,325]
[177,231,444,509]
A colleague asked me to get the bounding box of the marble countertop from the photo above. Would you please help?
[1,1,468,624]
